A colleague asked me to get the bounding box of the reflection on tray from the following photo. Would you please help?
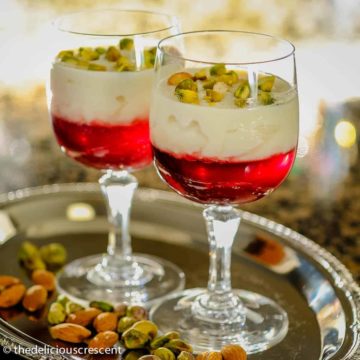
[244,233,300,274]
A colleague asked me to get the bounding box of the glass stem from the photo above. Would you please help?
[99,170,138,261]
[205,205,240,301]
[192,205,245,323]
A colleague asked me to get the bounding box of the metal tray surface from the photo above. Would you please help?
[0,184,358,360]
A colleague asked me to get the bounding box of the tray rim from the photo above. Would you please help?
[0,182,357,360]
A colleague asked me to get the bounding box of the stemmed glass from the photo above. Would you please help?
[150,30,299,353]
[47,10,184,305]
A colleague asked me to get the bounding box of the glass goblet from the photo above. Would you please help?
[150,30,299,353]
[47,9,184,305]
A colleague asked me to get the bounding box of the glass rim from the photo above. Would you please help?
[53,9,179,37]
[157,30,296,65]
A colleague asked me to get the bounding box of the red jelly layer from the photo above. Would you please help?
[52,114,152,170]
[153,147,296,204]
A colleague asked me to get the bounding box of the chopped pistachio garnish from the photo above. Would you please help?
[204,89,224,103]
[167,72,193,86]
[234,98,247,108]
[61,56,88,69]
[60,56,78,65]
[119,38,134,51]
[210,63,226,76]
[95,47,106,55]
[258,91,274,105]
[114,56,135,72]
[217,70,239,85]
[78,47,99,61]
[234,79,251,100]
[193,69,207,81]
[143,47,156,69]
[258,75,275,92]
[88,63,107,71]
[105,46,121,62]
[202,79,217,90]
[175,78,198,92]
[175,89,199,104]
[57,50,74,60]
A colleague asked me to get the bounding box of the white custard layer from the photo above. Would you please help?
[150,80,299,161]
[51,63,154,124]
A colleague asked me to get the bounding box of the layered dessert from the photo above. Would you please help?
[150,65,299,204]
[50,40,156,170]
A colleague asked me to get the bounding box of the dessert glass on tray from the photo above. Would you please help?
[47,9,184,305]
[150,30,299,353]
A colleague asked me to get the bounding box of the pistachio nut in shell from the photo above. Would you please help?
[122,328,149,349]
[48,302,66,325]
[117,316,137,333]
[152,347,176,360]
[178,351,195,360]
[131,320,158,339]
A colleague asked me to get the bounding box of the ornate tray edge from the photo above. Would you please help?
[0,183,358,360]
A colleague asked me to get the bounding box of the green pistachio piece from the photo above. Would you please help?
[88,63,107,71]
[89,300,114,312]
[118,316,138,333]
[167,72,193,86]
[47,302,66,325]
[143,47,157,69]
[177,351,195,360]
[202,79,216,90]
[175,79,198,92]
[120,38,134,50]
[56,50,74,60]
[234,79,251,99]
[164,339,192,355]
[210,63,226,76]
[193,69,207,81]
[139,356,161,360]
[258,90,274,105]
[105,46,121,61]
[123,350,148,360]
[131,320,158,340]
[60,56,79,66]
[18,241,46,271]
[18,241,39,262]
[217,70,239,85]
[152,347,176,360]
[78,47,99,61]
[95,46,106,55]
[114,56,135,71]
[65,301,84,314]
[175,89,199,104]
[234,98,247,108]
[204,89,224,103]
[40,243,67,267]
[122,328,149,349]
[258,75,275,91]
[126,305,148,320]
[56,294,70,307]
[150,332,180,349]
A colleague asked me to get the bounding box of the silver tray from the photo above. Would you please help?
[0,183,358,360]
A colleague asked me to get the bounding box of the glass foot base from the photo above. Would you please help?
[150,288,288,354]
[56,253,185,306]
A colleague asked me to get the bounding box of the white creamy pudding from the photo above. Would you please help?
[50,43,156,124]
[150,68,299,161]
[51,64,153,124]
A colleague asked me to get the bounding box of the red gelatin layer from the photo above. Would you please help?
[153,147,296,204]
[52,114,152,170]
